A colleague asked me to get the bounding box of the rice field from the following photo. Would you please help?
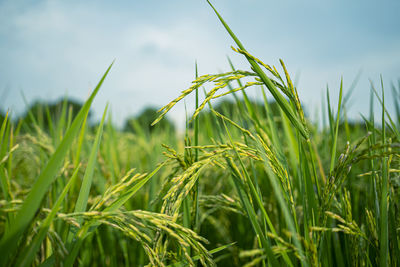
[1,2,399,266]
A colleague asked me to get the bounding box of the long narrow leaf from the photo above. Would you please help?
[16,165,81,267]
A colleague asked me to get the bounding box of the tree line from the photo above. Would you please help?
[0,98,176,134]
[0,98,366,134]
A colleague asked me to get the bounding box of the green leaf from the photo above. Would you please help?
[329,78,343,174]
[74,105,108,214]
[65,103,108,248]
[16,165,81,267]
[379,77,389,267]
[0,111,10,201]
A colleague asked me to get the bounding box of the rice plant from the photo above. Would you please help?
[0,1,399,266]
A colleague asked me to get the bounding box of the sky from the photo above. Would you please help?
[1,0,399,128]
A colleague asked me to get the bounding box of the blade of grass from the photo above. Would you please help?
[72,104,108,220]
[379,77,389,266]
[329,78,343,173]
[342,69,362,109]
[391,83,400,127]
[73,114,88,167]
[105,117,118,184]
[262,88,285,157]
[65,104,109,256]
[0,111,10,201]
[44,105,55,140]
[20,91,38,131]
[366,88,380,229]
[55,97,69,144]
[326,87,334,141]
[370,81,400,141]
[193,61,200,231]
[16,165,81,267]
[228,158,278,267]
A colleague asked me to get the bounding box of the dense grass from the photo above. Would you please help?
[1,2,399,266]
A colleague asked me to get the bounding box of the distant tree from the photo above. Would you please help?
[20,98,89,131]
[214,99,277,117]
[214,98,306,118]
[124,107,175,135]
[189,99,282,126]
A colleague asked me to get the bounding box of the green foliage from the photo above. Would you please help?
[0,2,399,266]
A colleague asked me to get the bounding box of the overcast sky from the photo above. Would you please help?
[1,0,399,128]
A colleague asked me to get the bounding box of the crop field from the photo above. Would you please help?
[0,2,399,267]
